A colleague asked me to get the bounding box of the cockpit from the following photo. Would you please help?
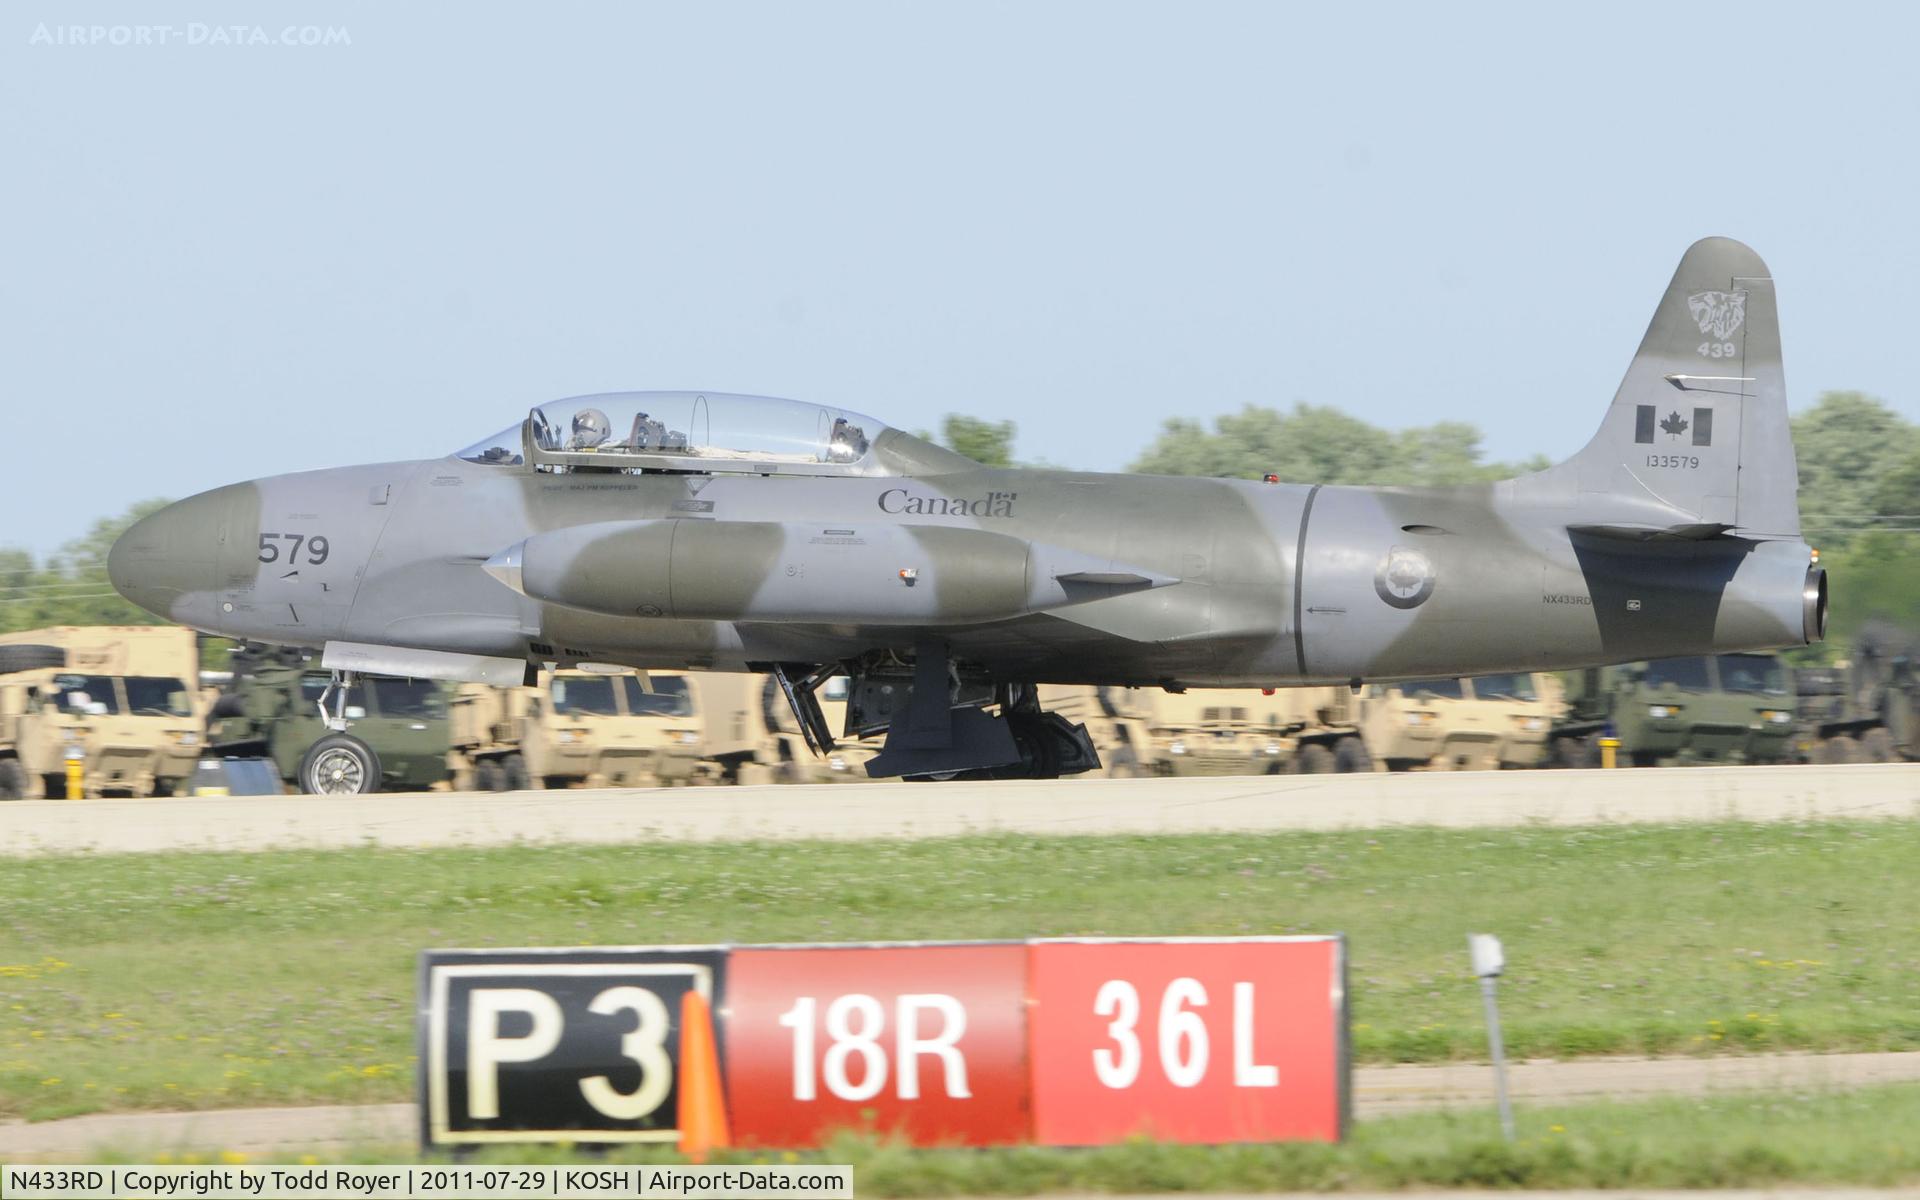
[454,392,891,477]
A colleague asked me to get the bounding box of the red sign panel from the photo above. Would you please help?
[724,944,1030,1147]
[1027,938,1345,1145]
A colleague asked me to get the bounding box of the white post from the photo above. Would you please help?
[1468,933,1515,1142]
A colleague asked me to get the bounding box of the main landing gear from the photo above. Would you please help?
[769,641,1100,780]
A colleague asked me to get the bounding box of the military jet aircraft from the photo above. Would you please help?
[110,237,1825,782]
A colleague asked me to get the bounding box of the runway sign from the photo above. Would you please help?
[1028,938,1347,1144]
[724,943,1030,1146]
[418,936,1345,1150]
[417,948,728,1148]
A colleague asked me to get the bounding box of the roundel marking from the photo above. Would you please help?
[1374,545,1436,610]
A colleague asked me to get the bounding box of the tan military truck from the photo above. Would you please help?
[1067,685,1371,775]
[1358,672,1555,771]
[0,626,204,799]
[449,668,712,790]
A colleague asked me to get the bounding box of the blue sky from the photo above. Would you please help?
[4,1,1916,554]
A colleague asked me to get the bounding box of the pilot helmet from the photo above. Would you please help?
[569,407,612,449]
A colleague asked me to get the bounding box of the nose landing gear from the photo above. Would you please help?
[314,669,358,732]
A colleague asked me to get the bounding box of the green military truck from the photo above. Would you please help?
[204,648,454,794]
[1548,653,1797,767]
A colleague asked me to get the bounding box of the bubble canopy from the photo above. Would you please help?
[455,392,890,474]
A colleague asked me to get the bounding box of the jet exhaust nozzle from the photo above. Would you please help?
[1804,565,1828,644]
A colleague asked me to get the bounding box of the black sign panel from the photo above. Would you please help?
[417,947,729,1148]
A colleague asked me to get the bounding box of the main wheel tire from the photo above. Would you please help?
[1825,735,1864,764]
[1333,736,1373,774]
[1862,727,1897,763]
[0,759,25,800]
[299,734,381,795]
[1292,744,1336,774]
[502,753,531,791]
[476,758,506,792]
[0,644,65,674]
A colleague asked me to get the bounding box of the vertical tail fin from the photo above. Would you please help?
[1554,237,1800,539]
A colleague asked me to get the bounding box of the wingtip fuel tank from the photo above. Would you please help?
[485,519,1173,625]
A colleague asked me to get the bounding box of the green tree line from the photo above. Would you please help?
[0,500,172,633]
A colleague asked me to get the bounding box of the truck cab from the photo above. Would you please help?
[1360,673,1555,771]
[450,669,710,790]
[0,626,203,799]
[1554,653,1796,767]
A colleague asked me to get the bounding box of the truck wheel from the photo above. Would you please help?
[0,759,25,800]
[1862,728,1897,762]
[1555,735,1599,769]
[1105,747,1142,778]
[502,753,531,791]
[299,735,382,795]
[1333,737,1373,773]
[1292,744,1336,774]
[1825,735,1863,764]
[0,644,65,674]
[476,759,505,792]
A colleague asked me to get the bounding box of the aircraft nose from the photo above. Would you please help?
[109,485,251,621]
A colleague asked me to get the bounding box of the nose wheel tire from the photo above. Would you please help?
[300,734,382,795]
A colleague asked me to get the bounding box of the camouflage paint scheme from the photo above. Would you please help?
[109,239,1824,775]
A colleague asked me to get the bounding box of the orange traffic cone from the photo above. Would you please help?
[677,989,731,1161]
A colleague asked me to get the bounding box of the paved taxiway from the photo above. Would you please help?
[4,1050,1916,1157]
[1,763,1916,856]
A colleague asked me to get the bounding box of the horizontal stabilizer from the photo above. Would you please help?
[1568,522,1736,542]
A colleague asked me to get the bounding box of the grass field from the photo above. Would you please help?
[94,1087,1920,1191]
[2,820,1918,1121]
